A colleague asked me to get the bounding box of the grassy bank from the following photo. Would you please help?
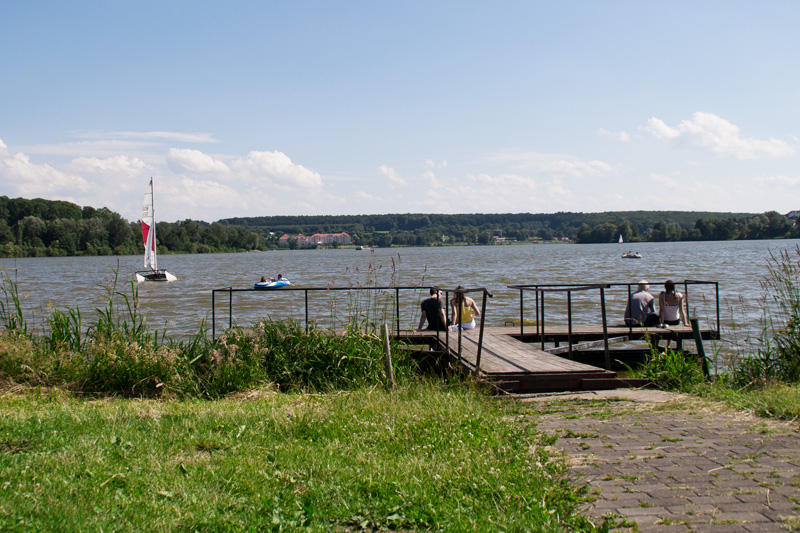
[0,382,602,532]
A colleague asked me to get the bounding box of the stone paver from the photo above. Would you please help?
[528,392,800,532]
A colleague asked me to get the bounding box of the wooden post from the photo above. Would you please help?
[382,324,396,391]
[690,318,710,379]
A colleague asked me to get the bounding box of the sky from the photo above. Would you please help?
[1,1,799,224]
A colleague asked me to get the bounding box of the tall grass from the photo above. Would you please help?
[0,267,415,398]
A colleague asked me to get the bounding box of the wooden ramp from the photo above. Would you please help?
[443,330,645,394]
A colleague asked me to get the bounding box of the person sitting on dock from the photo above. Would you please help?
[659,280,687,328]
[449,285,481,330]
[417,287,447,331]
[624,280,660,327]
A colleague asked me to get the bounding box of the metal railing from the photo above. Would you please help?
[507,280,721,368]
[210,285,494,371]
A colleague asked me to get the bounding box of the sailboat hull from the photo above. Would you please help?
[136,269,177,282]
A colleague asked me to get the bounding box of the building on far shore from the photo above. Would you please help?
[279,232,352,246]
[786,210,799,225]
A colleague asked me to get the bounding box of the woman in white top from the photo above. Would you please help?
[658,279,687,327]
[658,279,688,351]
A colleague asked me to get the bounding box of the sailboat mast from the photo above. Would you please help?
[151,178,157,271]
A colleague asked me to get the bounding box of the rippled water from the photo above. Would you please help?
[4,239,798,340]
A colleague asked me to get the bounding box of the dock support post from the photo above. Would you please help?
[690,318,711,379]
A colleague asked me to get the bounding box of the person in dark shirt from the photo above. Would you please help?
[417,287,447,331]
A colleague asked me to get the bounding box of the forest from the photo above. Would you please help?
[0,195,796,258]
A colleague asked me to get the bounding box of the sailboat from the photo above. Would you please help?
[618,234,623,244]
[135,178,177,282]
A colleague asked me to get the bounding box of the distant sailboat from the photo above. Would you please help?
[618,234,623,244]
[135,178,177,282]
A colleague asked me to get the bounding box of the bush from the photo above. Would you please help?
[196,320,410,396]
[629,348,706,393]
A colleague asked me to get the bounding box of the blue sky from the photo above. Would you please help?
[1,1,799,223]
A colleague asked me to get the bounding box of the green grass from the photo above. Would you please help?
[0,383,600,532]
[694,381,800,421]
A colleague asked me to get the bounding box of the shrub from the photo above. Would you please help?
[629,348,705,393]
[80,337,179,396]
[196,320,410,396]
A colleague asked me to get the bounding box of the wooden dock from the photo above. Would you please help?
[409,327,662,394]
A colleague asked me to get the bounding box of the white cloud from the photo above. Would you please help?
[168,148,230,175]
[0,147,90,197]
[598,128,632,142]
[16,140,163,159]
[68,155,148,176]
[644,112,795,160]
[72,130,220,143]
[425,158,448,169]
[757,175,800,186]
[651,173,681,188]
[421,170,440,188]
[486,150,615,178]
[233,151,323,189]
[378,164,407,187]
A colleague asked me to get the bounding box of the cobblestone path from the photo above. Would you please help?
[531,392,800,532]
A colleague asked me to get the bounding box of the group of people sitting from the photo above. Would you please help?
[416,285,481,332]
[416,280,687,334]
[624,279,687,328]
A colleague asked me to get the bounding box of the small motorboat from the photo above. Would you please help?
[254,279,292,289]
[621,251,642,259]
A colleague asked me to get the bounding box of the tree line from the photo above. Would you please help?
[0,196,271,258]
[222,210,799,246]
[0,195,796,258]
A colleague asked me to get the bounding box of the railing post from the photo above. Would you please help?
[627,284,633,336]
[567,290,573,360]
[228,288,233,330]
[475,289,489,373]
[715,282,720,338]
[540,290,546,351]
[395,287,400,336]
[519,289,524,338]
[304,289,309,334]
[212,289,216,342]
[600,286,610,370]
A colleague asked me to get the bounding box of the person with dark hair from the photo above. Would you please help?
[624,280,660,327]
[417,287,447,331]
[658,280,687,328]
[449,285,481,330]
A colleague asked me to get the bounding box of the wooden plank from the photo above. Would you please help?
[452,331,611,375]
[547,336,629,355]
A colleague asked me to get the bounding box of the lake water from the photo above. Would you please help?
[3,239,798,346]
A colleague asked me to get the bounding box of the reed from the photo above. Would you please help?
[0,263,416,397]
